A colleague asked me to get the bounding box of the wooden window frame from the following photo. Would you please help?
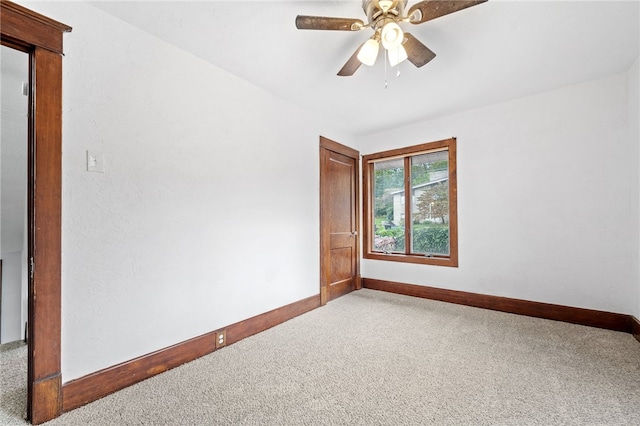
[362,137,458,267]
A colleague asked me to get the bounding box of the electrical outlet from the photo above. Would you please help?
[215,330,226,349]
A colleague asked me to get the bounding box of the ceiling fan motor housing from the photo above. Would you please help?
[363,0,407,27]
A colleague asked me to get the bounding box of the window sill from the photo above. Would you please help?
[364,252,458,267]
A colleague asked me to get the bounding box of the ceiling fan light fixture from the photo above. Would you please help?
[357,38,380,66]
[408,9,422,23]
[381,21,403,50]
[388,44,408,66]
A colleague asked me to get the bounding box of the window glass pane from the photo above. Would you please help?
[411,151,449,255]
[372,159,405,253]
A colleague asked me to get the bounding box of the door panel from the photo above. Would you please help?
[320,137,359,305]
[330,247,352,282]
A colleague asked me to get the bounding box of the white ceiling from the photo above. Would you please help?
[89,0,640,135]
[71,1,640,135]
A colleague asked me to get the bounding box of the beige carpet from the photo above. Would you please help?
[0,340,27,425]
[2,289,639,425]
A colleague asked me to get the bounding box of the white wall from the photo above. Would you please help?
[0,45,29,345]
[1,251,23,343]
[359,71,638,316]
[20,1,353,381]
[630,56,640,319]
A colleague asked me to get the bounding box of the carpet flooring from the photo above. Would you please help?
[1,289,639,425]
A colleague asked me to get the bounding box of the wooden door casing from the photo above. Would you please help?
[320,137,360,305]
[1,1,71,423]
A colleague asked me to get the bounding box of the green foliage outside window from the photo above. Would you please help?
[411,226,449,255]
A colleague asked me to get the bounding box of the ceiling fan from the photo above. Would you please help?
[295,0,487,76]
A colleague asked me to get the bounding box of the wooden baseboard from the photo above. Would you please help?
[632,316,640,343]
[362,278,633,333]
[226,294,321,345]
[62,294,321,412]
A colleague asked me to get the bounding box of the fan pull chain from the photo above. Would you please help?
[384,49,388,89]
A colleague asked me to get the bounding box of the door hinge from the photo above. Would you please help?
[29,257,34,279]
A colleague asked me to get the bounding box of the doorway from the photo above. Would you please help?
[319,137,360,305]
[1,1,71,423]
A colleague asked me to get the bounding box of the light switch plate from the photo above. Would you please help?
[87,150,104,173]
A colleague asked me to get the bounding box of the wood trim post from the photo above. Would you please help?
[27,47,64,424]
[319,145,330,306]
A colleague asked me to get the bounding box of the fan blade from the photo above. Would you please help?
[408,0,487,25]
[403,33,436,68]
[337,43,365,76]
[296,15,365,31]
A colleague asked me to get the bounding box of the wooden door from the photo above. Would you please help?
[320,137,360,305]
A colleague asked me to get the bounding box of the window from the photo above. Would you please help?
[362,137,458,267]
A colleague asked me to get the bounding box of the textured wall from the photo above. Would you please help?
[19,1,353,381]
[359,71,638,316]
[0,46,28,255]
[630,56,640,319]
[1,41,29,346]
